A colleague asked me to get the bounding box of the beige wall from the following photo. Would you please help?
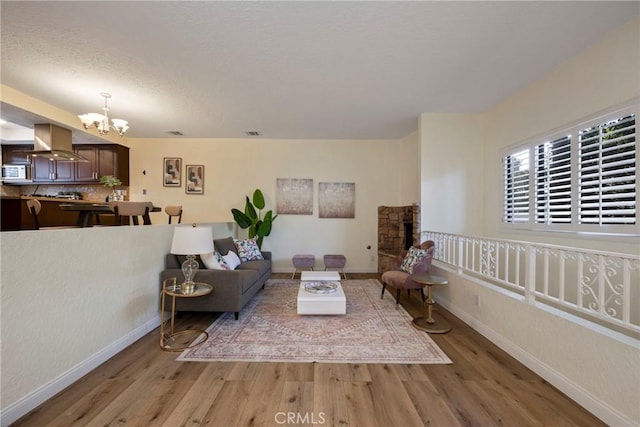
[419,112,486,235]
[482,15,640,254]
[0,226,171,421]
[128,137,409,273]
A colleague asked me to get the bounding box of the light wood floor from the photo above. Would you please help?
[14,274,605,426]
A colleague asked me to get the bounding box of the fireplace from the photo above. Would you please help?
[377,204,420,272]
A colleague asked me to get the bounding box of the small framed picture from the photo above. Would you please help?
[163,157,182,187]
[185,165,204,195]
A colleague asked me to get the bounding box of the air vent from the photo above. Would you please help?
[165,130,183,136]
[245,131,261,136]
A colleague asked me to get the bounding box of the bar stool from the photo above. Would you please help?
[324,254,347,279]
[165,205,183,224]
[292,254,315,279]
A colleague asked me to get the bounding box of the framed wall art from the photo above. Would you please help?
[185,164,204,195]
[163,157,182,187]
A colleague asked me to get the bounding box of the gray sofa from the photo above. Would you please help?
[160,236,271,320]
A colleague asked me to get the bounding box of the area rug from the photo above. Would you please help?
[177,279,452,364]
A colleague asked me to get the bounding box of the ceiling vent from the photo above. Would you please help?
[165,130,183,136]
[245,131,261,136]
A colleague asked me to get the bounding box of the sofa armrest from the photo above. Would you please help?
[261,251,272,261]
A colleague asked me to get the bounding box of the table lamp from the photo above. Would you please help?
[170,224,214,293]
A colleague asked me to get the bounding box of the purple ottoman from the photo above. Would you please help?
[323,254,347,279]
[292,254,315,279]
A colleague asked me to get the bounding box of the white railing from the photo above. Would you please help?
[422,231,640,335]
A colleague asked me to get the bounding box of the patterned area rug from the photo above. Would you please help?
[178,279,452,364]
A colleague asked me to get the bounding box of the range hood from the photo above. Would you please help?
[25,124,88,162]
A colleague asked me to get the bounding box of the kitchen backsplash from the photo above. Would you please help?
[0,184,128,202]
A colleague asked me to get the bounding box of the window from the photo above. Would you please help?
[503,104,637,234]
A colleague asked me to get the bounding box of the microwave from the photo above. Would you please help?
[2,164,31,181]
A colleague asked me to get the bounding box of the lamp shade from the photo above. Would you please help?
[170,225,214,255]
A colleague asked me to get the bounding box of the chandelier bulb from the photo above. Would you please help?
[79,93,129,137]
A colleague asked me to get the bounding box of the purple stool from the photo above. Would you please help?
[292,254,315,279]
[324,254,347,279]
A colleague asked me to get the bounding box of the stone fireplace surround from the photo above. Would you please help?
[377,204,420,273]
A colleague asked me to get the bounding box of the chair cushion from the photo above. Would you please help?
[382,270,426,291]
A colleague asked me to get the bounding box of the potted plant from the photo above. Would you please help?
[231,189,277,248]
[100,175,122,201]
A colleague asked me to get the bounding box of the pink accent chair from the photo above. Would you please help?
[380,240,435,304]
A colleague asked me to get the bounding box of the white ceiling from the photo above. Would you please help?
[1,1,638,140]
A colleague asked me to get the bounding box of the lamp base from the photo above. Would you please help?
[180,281,196,294]
[181,255,199,293]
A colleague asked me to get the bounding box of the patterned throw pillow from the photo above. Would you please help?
[400,246,428,274]
[223,251,242,270]
[233,238,264,262]
[200,250,230,270]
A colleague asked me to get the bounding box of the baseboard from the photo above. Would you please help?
[436,297,635,427]
[0,316,161,427]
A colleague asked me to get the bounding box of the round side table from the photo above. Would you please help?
[408,274,451,334]
[160,277,213,352]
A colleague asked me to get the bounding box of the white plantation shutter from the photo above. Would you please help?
[502,104,637,233]
[503,149,530,223]
[535,135,572,224]
[579,114,636,225]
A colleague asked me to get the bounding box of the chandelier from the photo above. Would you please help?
[78,92,129,136]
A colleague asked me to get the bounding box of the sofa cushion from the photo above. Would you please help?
[234,238,264,261]
[214,237,237,256]
[237,258,271,277]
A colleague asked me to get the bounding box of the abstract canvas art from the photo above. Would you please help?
[276,178,313,215]
[185,164,204,194]
[163,157,181,187]
[319,182,355,218]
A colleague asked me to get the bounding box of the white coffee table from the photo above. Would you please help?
[300,271,341,281]
[297,271,346,315]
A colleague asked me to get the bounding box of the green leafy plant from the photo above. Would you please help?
[231,189,277,248]
[100,175,122,188]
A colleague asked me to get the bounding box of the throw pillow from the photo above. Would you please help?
[400,246,428,274]
[200,251,229,270]
[223,251,242,270]
[233,238,264,262]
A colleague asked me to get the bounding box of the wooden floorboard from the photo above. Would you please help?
[12,274,606,427]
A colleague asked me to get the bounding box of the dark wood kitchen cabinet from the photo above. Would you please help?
[74,144,130,185]
[32,156,75,182]
[1,144,31,164]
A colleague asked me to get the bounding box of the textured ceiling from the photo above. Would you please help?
[1,1,638,140]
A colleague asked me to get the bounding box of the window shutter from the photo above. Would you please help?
[535,136,572,223]
[578,114,636,225]
[503,149,530,223]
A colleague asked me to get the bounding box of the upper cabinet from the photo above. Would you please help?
[32,156,75,182]
[1,144,31,164]
[74,144,130,185]
[1,143,129,185]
